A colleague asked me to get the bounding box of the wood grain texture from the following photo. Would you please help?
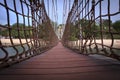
[0,43,120,80]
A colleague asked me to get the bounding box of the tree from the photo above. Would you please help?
[97,19,112,26]
[112,20,120,33]
[11,23,25,38]
[78,19,100,39]
[69,23,79,41]
[96,19,113,39]
[8,23,32,38]
[38,22,50,40]
[0,24,9,38]
[51,20,58,32]
[1,29,9,38]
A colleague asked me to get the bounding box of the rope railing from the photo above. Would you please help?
[0,0,58,68]
[62,0,120,60]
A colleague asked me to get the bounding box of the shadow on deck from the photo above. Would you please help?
[0,42,120,80]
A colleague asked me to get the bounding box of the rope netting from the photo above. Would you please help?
[62,0,120,60]
[0,0,58,67]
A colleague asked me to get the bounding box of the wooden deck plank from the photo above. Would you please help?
[0,42,120,80]
[0,71,120,80]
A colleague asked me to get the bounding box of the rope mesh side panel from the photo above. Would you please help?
[0,0,58,68]
[62,0,120,60]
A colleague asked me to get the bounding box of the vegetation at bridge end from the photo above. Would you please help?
[38,23,49,40]
[0,23,32,39]
[0,20,120,40]
[112,20,120,33]
[68,19,120,41]
[68,19,100,41]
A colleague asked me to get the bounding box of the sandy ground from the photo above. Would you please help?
[1,39,120,48]
[0,39,46,46]
[1,39,30,45]
[68,39,120,48]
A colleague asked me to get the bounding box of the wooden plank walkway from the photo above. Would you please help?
[0,42,120,80]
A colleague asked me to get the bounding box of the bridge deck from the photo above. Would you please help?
[0,43,120,80]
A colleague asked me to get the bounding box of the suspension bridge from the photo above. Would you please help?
[0,0,120,80]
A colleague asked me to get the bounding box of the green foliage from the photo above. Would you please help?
[102,19,112,26]
[91,24,100,38]
[79,19,100,38]
[69,23,79,41]
[38,23,49,40]
[112,20,120,33]
[1,29,9,37]
[11,23,32,38]
[1,23,32,38]
[69,36,78,41]
[38,24,46,38]
[68,19,102,40]
[51,20,58,30]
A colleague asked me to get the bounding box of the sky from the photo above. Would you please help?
[44,0,74,25]
[95,0,120,22]
[0,0,120,26]
[0,0,73,26]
